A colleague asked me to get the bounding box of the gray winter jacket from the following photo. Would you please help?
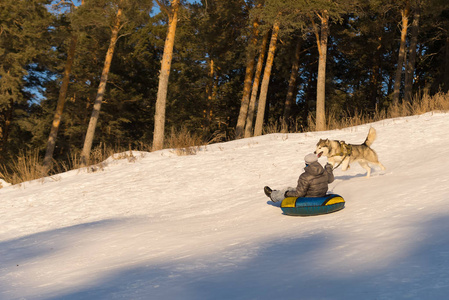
[285,161,334,198]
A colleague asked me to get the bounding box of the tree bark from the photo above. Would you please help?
[235,18,260,139]
[283,37,302,130]
[370,35,382,108]
[0,99,13,156]
[314,10,329,131]
[43,34,78,171]
[244,30,269,138]
[253,20,280,137]
[204,58,214,131]
[404,4,420,102]
[393,2,410,104]
[444,36,449,93]
[152,0,180,151]
[80,8,122,167]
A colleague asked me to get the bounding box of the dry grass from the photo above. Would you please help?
[307,91,449,132]
[165,126,205,155]
[1,92,448,186]
[0,149,45,185]
[263,119,289,135]
[0,144,143,185]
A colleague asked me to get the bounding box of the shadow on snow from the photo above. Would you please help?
[1,214,448,300]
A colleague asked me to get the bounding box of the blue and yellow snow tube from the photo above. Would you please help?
[280,194,345,216]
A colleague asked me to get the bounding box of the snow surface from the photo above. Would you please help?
[1,112,449,300]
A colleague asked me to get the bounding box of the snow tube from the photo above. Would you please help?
[280,194,345,216]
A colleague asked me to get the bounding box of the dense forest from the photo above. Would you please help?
[1,0,449,174]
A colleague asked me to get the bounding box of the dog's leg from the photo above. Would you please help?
[369,159,386,171]
[377,161,386,171]
[341,157,350,171]
[358,161,371,178]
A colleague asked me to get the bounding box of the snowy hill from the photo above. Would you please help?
[1,112,449,300]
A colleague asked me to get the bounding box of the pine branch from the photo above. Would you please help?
[155,0,171,17]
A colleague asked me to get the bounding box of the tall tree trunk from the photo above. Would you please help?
[393,2,410,104]
[370,35,382,108]
[254,20,280,137]
[204,58,214,131]
[303,70,314,122]
[404,4,420,102]
[244,31,269,138]
[80,8,122,167]
[152,0,180,151]
[444,36,449,93]
[235,18,260,139]
[0,98,13,156]
[0,69,15,157]
[43,1,84,170]
[43,34,78,171]
[313,10,329,131]
[283,38,302,130]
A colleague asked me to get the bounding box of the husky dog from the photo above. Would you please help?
[314,127,385,178]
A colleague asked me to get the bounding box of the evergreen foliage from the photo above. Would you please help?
[1,0,449,170]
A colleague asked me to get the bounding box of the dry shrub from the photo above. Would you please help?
[387,101,412,118]
[307,114,316,132]
[287,92,449,133]
[89,143,118,165]
[64,151,81,171]
[208,130,228,144]
[434,92,449,110]
[263,120,289,135]
[325,109,340,130]
[385,92,449,118]
[55,143,143,174]
[82,143,143,171]
[55,144,123,172]
[410,91,449,114]
[371,105,387,122]
[0,149,44,185]
[165,126,205,155]
[308,109,370,132]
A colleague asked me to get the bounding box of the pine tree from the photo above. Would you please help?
[0,0,53,159]
[152,0,180,151]
[43,1,84,171]
[310,9,329,131]
[167,0,248,138]
[306,0,349,131]
[283,37,302,128]
[404,1,420,102]
[76,0,153,166]
[252,0,308,136]
[235,1,262,139]
[254,18,280,136]
[244,31,269,138]
[393,0,410,104]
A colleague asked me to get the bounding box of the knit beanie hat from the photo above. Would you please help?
[304,153,318,164]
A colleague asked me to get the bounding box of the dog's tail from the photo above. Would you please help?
[363,127,377,147]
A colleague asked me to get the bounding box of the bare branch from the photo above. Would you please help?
[51,0,76,12]
[117,31,131,40]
